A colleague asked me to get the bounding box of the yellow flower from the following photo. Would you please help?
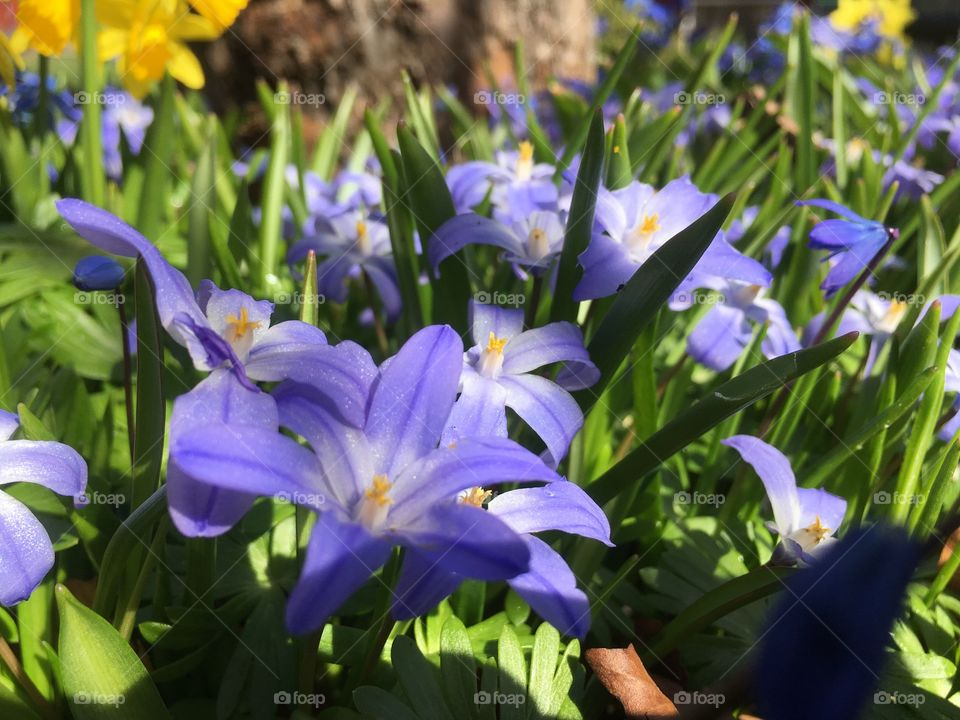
[12,0,80,57]
[187,0,247,31]
[0,32,24,87]
[97,0,219,97]
[830,0,914,40]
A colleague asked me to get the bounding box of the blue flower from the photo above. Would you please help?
[171,325,565,634]
[442,301,599,467]
[723,435,847,564]
[73,255,125,291]
[798,199,894,297]
[287,209,401,321]
[430,210,566,280]
[0,409,87,605]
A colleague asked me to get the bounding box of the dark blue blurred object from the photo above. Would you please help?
[73,256,125,291]
[756,525,920,720]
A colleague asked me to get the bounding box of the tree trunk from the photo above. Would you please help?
[202,0,597,145]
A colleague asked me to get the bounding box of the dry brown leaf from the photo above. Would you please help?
[584,644,679,719]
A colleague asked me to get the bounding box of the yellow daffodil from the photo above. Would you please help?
[0,32,24,87]
[12,0,80,57]
[188,0,248,31]
[830,0,914,40]
[97,0,219,98]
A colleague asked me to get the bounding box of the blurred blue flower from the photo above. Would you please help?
[756,525,919,720]
[73,255,125,291]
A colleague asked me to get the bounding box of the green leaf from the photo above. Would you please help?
[258,83,290,295]
[550,111,604,323]
[919,195,947,296]
[588,332,858,505]
[793,11,816,191]
[440,617,478,720]
[56,584,169,719]
[644,566,793,663]
[497,625,527,720]
[604,114,632,190]
[131,261,165,510]
[527,623,560,720]
[578,195,734,406]
[392,635,454,720]
[136,74,175,240]
[353,686,420,720]
[397,124,469,332]
[186,117,216,287]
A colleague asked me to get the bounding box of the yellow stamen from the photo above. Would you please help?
[364,474,393,507]
[460,486,493,508]
[518,140,534,163]
[806,515,831,544]
[612,145,620,154]
[486,331,508,354]
[225,307,262,340]
[639,213,660,236]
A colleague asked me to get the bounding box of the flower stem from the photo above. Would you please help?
[79,0,104,206]
[0,635,56,720]
[117,297,135,464]
[362,269,389,355]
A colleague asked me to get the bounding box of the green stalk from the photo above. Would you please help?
[79,0,104,205]
[259,83,290,295]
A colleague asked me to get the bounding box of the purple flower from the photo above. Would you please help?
[446,141,558,219]
[938,349,960,441]
[798,199,893,297]
[0,409,87,605]
[57,200,374,412]
[172,326,563,634]
[575,177,764,301]
[288,210,401,321]
[723,435,847,564]
[430,210,566,280]
[392,481,612,638]
[685,281,799,372]
[443,301,599,466]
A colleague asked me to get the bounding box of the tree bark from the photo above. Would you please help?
[201,0,596,144]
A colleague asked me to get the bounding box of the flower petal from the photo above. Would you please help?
[429,213,522,275]
[0,490,54,606]
[502,322,599,390]
[507,535,590,638]
[390,549,464,620]
[487,482,612,545]
[0,440,87,498]
[573,232,638,301]
[286,512,392,634]
[442,371,508,444]
[499,374,583,467]
[396,503,530,580]
[796,487,847,534]
[389,437,561,523]
[0,410,19,442]
[366,326,462,476]
[687,304,753,372]
[166,370,274,537]
[723,435,800,535]
[469,300,524,345]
